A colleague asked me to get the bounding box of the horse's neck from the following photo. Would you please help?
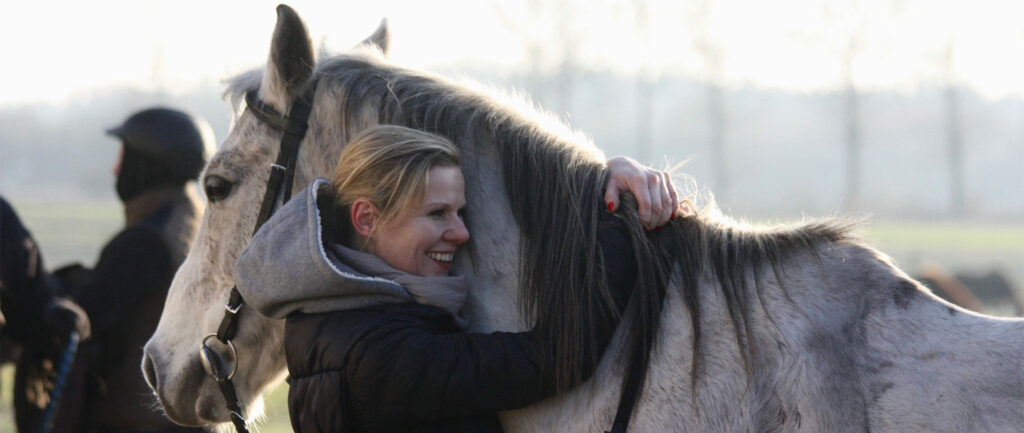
[453,138,527,332]
[763,242,1024,431]
[297,132,343,186]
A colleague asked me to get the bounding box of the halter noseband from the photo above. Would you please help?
[198,83,316,433]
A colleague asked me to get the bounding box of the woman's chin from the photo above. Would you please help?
[431,261,451,274]
[416,256,452,276]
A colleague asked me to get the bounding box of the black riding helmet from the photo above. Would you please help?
[106,108,215,201]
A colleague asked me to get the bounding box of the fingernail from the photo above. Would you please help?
[607,202,615,212]
[670,210,676,219]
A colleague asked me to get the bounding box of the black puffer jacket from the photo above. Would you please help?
[287,223,634,433]
[236,180,637,433]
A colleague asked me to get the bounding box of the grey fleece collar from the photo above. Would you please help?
[235,178,469,328]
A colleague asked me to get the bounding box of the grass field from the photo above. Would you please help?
[2,199,1021,432]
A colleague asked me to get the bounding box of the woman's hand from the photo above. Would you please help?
[605,156,679,230]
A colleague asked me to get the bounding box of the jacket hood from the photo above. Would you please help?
[235,178,468,326]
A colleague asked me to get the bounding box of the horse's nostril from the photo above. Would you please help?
[142,351,160,392]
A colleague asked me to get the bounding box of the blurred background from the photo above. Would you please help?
[2,0,1022,431]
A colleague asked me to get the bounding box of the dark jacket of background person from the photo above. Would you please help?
[1,197,90,359]
[14,187,205,433]
[1,196,92,433]
[235,181,637,433]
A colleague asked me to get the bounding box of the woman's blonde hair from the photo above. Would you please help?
[332,125,461,233]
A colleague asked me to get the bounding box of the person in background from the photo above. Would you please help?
[15,108,214,433]
[1,196,92,429]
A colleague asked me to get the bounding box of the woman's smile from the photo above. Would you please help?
[426,251,455,265]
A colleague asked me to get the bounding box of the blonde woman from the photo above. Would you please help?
[237,125,678,433]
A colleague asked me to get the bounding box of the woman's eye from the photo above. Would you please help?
[203,175,234,203]
[429,209,444,218]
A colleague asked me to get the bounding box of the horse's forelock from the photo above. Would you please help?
[223,69,264,118]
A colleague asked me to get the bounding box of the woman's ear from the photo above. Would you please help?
[350,198,378,238]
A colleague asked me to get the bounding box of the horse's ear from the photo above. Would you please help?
[261,4,316,106]
[357,18,390,57]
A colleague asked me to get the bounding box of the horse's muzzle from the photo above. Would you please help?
[142,349,160,392]
[139,346,212,426]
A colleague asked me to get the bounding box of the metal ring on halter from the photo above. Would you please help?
[199,333,238,382]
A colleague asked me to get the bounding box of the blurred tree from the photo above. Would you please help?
[686,0,728,201]
[490,0,547,101]
[489,0,588,116]
[634,0,654,164]
[944,39,965,217]
[822,0,869,212]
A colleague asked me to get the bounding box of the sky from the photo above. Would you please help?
[3,0,1024,108]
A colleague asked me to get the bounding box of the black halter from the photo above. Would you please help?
[198,83,316,433]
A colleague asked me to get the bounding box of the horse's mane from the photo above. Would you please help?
[226,51,859,389]
[668,214,856,381]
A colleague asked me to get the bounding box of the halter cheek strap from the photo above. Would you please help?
[199,83,316,433]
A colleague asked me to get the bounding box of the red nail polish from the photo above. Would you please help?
[670,210,676,219]
[607,202,615,212]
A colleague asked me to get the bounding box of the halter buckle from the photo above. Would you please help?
[225,299,243,315]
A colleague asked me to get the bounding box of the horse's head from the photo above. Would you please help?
[142,5,388,426]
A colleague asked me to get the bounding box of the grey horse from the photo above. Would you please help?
[143,5,1024,432]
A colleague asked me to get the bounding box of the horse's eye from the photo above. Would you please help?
[203,175,234,203]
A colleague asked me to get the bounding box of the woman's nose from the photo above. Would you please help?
[445,217,470,245]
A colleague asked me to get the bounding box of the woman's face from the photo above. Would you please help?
[366,165,470,276]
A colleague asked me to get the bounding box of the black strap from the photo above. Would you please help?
[217,85,316,344]
[218,378,248,433]
[254,164,286,236]
[244,91,311,137]
[204,83,317,433]
[216,288,244,342]
[605,341,650,433]
[246,86,315,213]
[606,233,675,433]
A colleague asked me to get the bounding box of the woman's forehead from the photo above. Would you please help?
[421,166,465,205]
